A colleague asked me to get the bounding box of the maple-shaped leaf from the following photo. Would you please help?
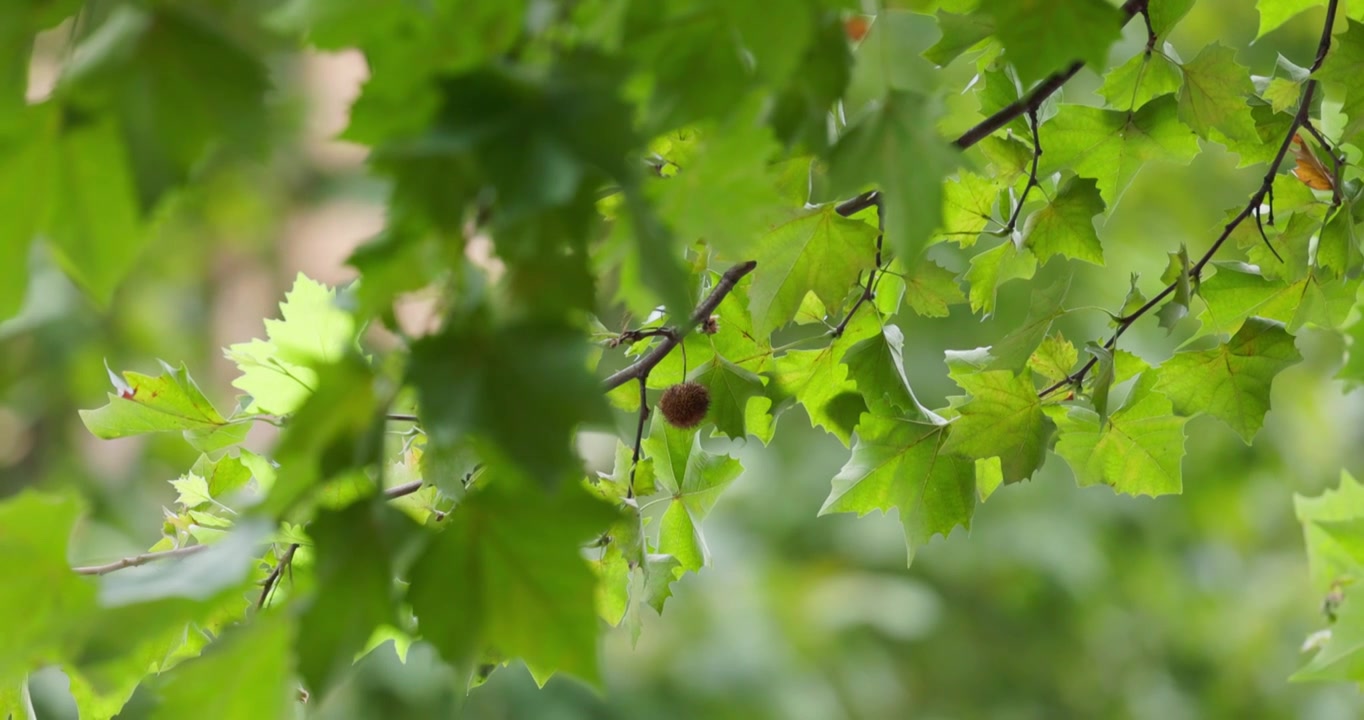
[1028,333,1079,387]
[1023,177,1105,266]
[690,356,774,443]
[743,204,878,337]
[937,171,1001,246]
[1097,47,1183,112]
[964,241,1038,316]
[225,274,355,416]
[1049,370,1188,496]
[642,414,743,573]
[1198,262,1353,335]
[406,480,618,687]
[1314,19,1364,147]
[1177,43,1259,143]
[80,361,236,441]
[842,324,933,417]
[1154,317,1301,443]
[1039,95,1199,208]
[771,311,880,445]
[941,369,1052,483]
[1295,471,1364,592]
[900,258,966,317]
[821,412,975,565]
[985,274,1071,371]
[826,89,957,265]
[980,0,1123,85]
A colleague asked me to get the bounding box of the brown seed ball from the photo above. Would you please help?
[659,382,710,429]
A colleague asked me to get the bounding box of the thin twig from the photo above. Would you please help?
[1038,0,1339,399]
[628,377,648,499]
[831,196,886,338]
[1003,108,1043,233]
[384,480,425,499]
[601,261,758,392]
[72,544,209,576]
[257,543,298,609]
[387,413,419,422]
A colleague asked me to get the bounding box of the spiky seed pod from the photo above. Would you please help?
[659,382,710,429]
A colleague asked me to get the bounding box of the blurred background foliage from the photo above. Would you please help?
[4,0,1364,717]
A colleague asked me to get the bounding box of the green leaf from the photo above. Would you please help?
[821,412,974,565]
[980,0,1122,84]
[1096,48,1183,112]
[941,369,1051,482]
[1028,333,1079,385]
[1257,0,1325,39]
[0,492,96,684]
[1156,244,1192,331]
[744,205,879,337]
[44,115,142,309]
[986,274,1071,371]
[842,325,929,417]
[406,480,618,686]
[1199,262,1353,335]
[409,317,608,487]
[1315,19,1364,147]
[1264,77,1302,113]
[1148,0,1196,37]
[938,171,1001,246]
[644,414,743,572]
[691,357,773,442]
[0,106,56,320]
[80,363,232,439]
[1292,595,1364,683]
[1051,370,1188,496]
[771,311,879,445]
[1296,471,1364,592]
[1039,95,1199,208]
[964,241,1038,316]
[827,90,957,265]
[923,11,995,67]
[297,501,416,698]
[169,474,212,510]
[225,274,356,416]
[1154,317,1301,442]
[902,258,966,317]
[1022,176,1106,265]
[1177,43,1259,143]
[146,616,294,720]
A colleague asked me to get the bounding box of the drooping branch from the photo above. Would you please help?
[72,544,210,576]
[601,260,758,392]
[1039,0,1340,399]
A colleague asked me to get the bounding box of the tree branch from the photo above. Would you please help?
[257,543,298,609]
[601,260,758,392]
[831,195,886,338]
[72,544,210,576]
[1039,0,1339,399]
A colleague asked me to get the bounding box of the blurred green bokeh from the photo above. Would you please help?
[5,0,1363,717]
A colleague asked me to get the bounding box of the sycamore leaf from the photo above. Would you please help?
[80,362,234,439]
[1157,244,1192,331]
[827,90,957,265]
[1315,19,1364,147]
[1028,333,1079,386]
[1292,595,1364,684]
[225,274,355,416]
[1097,48,1183,112]
[941,369,1051,482]
[1050,370,1187,496]
[1199,262,1353,334]
[1023,178,1106,266]
[1257,0,1323,38]
[690,356,773,443]
[406,480,618,687]
[744,205,879,337]
[923,11,995,67]
[842,324,932,417]
[937,171,1000,246]
[1154,317,1301,442]
[1039,95,1199,208]
[1296,471,1364,592]
[1177,43,1259,142]
[979,0,1123,85]
[901,258,966,317]
[771,311,879,445]
[986,274,1071,371]
[964,241,1038,316]
[821,412,974,565]
[643,414,743,572]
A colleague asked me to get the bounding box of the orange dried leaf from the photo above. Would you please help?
[845,16,871,42]
[1290,134,1334,191]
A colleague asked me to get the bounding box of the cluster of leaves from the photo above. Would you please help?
[6,0,1364,715]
